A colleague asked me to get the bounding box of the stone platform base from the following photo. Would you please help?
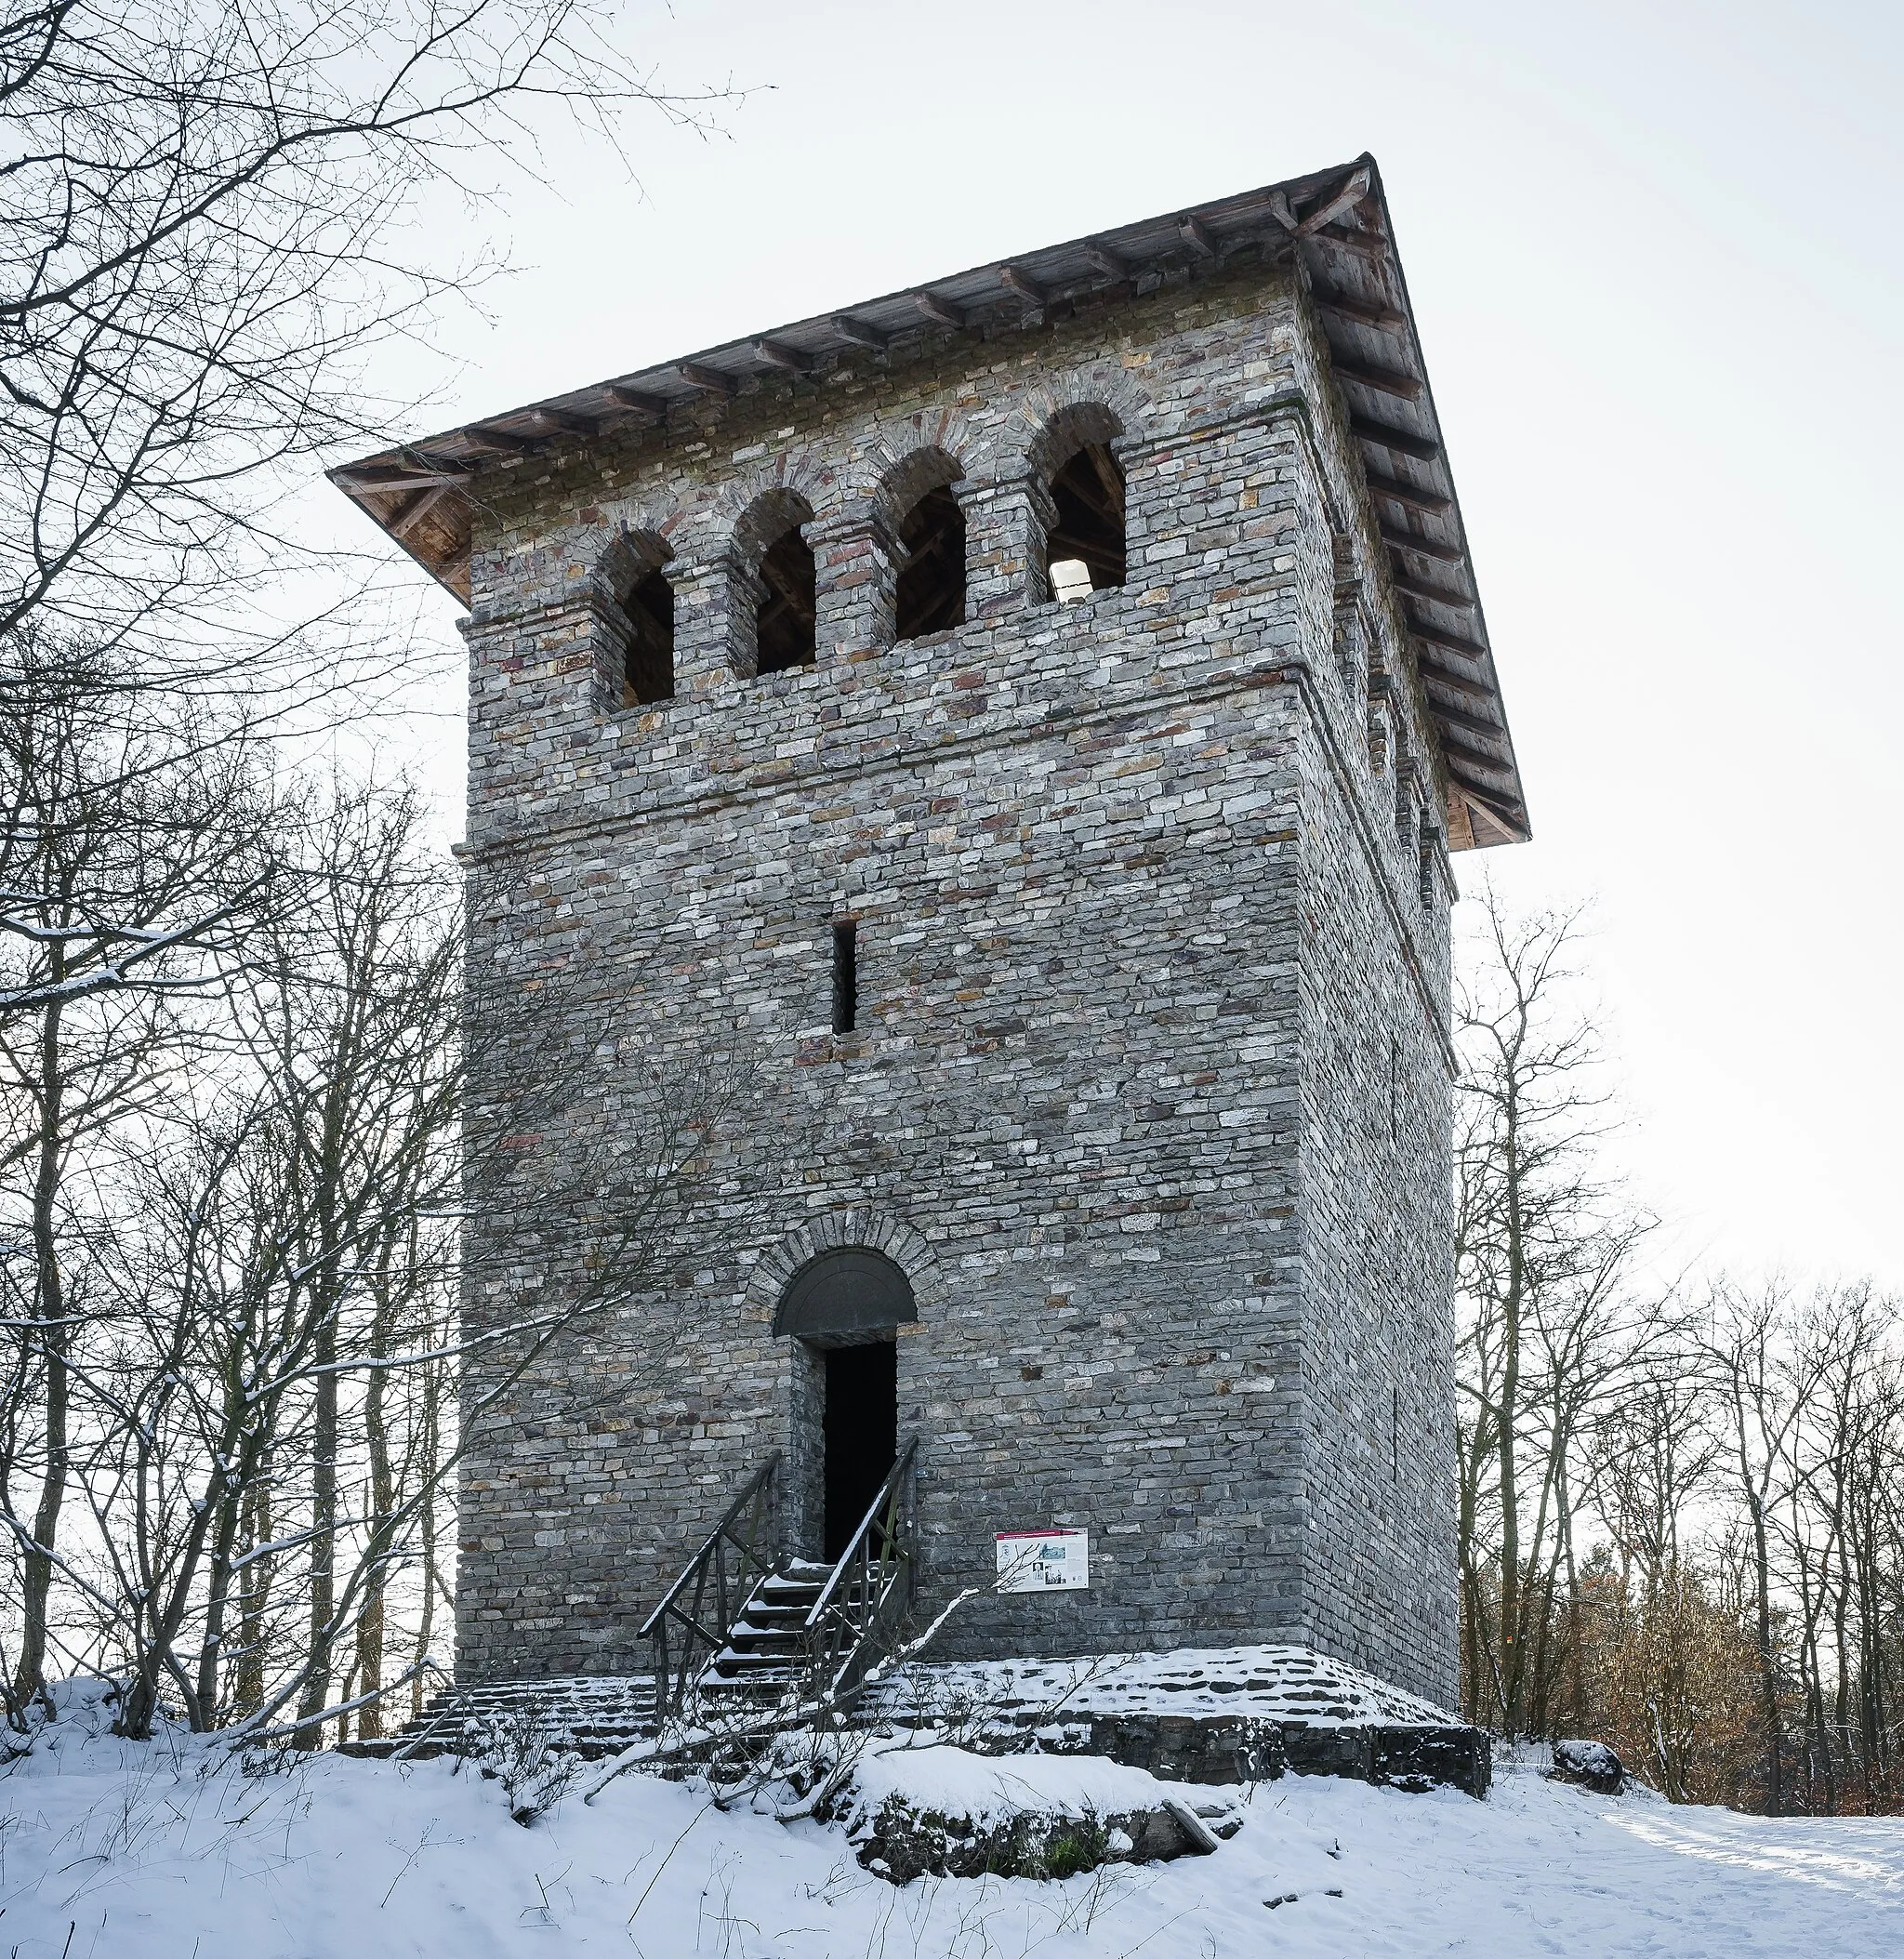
[341,1644,1488,1798]
[873,1644,1490,1798]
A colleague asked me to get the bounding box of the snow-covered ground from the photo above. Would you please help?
[3,1704,1900,1957]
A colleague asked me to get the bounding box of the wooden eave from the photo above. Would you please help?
[329,153,1528,850]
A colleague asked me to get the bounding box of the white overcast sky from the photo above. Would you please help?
[342,1,1902,1291]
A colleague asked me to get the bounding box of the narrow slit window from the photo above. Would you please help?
[831,920,858,1034]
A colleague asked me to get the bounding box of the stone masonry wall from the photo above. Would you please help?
[453,249,1460,1705]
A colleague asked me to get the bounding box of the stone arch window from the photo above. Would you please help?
[1034,402,1127,602]
[601,532,675,707]
[881,450,967,643]
[734,488,817,677]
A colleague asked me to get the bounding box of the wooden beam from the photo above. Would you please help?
[1312,221,1389,258]
[464,424,537,456]
[1442,729,1514,775]
[390,483,454,538]
[1430,697,1506,740]
[1448,764,1523,810]
[1391,570,1474,611]
[1365,470,1452,517]
[1451,775,1527,829]
[1179,214,1219,258]
[753,338,812,375]
[758,544,815,623]
[677,362,736,398]
[527,406,597,437]
[1332,355,1422,402]
[1083,238,1128,279]
[1053,455,1119,527]
[830,313,890,351]
[333,464,468,492]
[1381,522,1462,564]
[1294,165,1372,236]
[1352,415,1439,464]
[1418,655,1495,703]
[605,385,667,422]
[999,263,1047,307]
[1409,618,1490,661]
[913,289,965,330]
[1313,285,1408,335]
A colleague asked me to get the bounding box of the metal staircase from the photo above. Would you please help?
[342,1439,918,1759]
[646,1436,919,1725]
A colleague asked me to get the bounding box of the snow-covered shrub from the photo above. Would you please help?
[470,1706,582,1824]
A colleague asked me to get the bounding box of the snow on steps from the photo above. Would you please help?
[337,1674,659,1763]
[699,1560,831,1700]
[340,1643,1488,1795]
[870,1643,1490,1797]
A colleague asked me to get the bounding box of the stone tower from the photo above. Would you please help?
[336,155,1528,1712]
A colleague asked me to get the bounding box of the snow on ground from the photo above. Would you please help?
[3,1705,1900,1957]
[844,1741,1197,1827]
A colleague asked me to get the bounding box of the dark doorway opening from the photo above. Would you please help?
[823,1341,896,1562]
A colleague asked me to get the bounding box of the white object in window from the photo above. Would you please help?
[1049,557,1092,605]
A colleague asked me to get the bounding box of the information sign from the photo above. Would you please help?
[996,1529,1090,1593]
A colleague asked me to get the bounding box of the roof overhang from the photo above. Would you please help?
[331,155,1529,848]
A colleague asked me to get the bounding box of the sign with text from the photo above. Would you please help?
[996,1529,1090,1593]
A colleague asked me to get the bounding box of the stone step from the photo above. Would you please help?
[337,1674,663,1760]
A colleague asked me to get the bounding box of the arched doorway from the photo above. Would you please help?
[774,1248,916,1561]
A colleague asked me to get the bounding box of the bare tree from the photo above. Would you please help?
[1,0,724,679]
[0,639,273,1708]
[0,0,739,1741]
[0,776,760,1741]
[1452,883,1653,1737]
[1697,1280,1824,1816]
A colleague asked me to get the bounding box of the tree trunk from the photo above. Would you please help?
[294,1294,339,1747]
[353,1265,395,1741]
[13,992,66,1703]
[233,1472,271,1720]
[1747,1483,1782,1815]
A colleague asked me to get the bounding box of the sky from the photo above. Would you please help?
[337,0,1903,1292]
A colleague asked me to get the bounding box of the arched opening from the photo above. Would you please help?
[619,564,675,705]
[602,535,675,706]
[775,1248,914,1561]
[893,482,966,641]
[1043,439,1126,599]
[755,519,816,674]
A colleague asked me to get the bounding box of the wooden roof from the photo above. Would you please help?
[331,154,1528,849]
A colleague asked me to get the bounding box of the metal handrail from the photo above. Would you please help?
[642,1452,782,1724]
[802,1436,918,1701]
